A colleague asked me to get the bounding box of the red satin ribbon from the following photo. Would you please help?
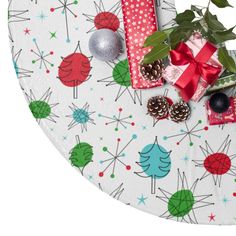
[170,42,222,102]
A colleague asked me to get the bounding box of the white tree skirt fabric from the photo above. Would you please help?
[8,0,236,225]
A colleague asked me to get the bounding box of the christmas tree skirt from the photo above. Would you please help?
[8,0,236,225]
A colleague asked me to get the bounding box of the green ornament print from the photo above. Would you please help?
[168,190,195,217]
[29,101,51,119]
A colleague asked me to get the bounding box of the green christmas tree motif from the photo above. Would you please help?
[26,88,59,123]
[135,137,171,194]
[156,170,214,224]
[69,136,93,175]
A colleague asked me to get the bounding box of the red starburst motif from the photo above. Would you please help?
[94,12,120,31]
[83,0,123,36]
[204,153,231,175]
[193,136,236,187]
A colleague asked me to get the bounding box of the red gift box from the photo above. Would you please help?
[163,33,223,102]
[121,0,164,89]
[206,97,236,125]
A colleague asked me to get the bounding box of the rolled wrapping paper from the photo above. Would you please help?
[121,0,164,89]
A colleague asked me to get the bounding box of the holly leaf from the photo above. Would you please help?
[143,31,168,47]
[169,22,195,49]
[213,27,236,44]
[211,0,232,8]
[175,10,195,25]
[218,47,236,73]
[204,10,226,31]
[143,44,170,64]
[191,5,203,16]
[206,29,218,44]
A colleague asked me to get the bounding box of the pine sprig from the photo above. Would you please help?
[143,0,236,73]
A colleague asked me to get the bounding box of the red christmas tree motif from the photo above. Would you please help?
[58,42,92,99]
[193,136,236,187]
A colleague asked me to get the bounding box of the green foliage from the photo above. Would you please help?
[142,32,170,64]
[211,0,232,8]
[169,21,201,49]
[143,45,170,64]
[218,47,236,73]
[143,0,236,73]
[204,10,226,31]
[175,10,195,25]
[191,5,203,16]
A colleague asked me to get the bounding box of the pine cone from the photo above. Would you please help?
[147,96,169,119]
[140,60,165,82]
[169,101,191,123]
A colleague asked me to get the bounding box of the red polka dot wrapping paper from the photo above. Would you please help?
[8,0,236,225]
[121,0,164,89]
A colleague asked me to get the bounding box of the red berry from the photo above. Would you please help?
[126,165,131,170]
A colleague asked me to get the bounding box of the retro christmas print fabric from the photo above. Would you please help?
[8,0,236,225]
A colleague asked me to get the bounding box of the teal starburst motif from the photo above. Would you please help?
[66,103,95,132]
[181,155,190,164]
[137,194,148,205]
[222,196,231,206]
[37,11,48,21]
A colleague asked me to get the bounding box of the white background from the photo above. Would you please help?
[1,0,236,235]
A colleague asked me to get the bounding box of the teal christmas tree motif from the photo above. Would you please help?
[97,59,142,105]
[26,88,59,123]
[156,170,214,224]
[135,137,171,194]
[70,136,93,175]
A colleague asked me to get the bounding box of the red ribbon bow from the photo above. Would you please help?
[170,42,222,102]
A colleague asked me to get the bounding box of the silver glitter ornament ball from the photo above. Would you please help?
[89,29,122,62]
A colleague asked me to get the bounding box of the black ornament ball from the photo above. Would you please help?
[209,93,230,114]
